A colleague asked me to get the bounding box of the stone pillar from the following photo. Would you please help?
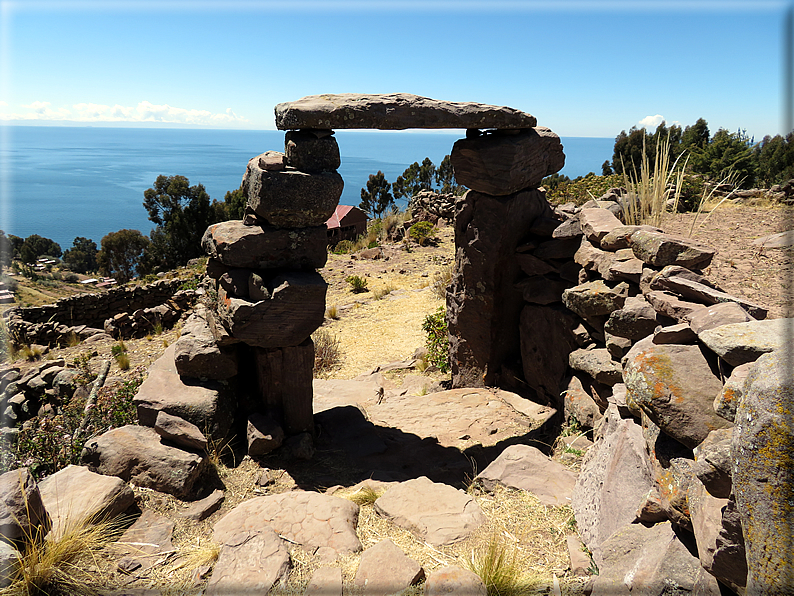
[198,129,343,446]
[448,127,565,391]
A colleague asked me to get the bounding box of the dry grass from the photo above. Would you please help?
[312,328,342,378]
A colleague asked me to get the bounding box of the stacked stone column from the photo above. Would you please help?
[447,127,565,390]
[199,129,343,438]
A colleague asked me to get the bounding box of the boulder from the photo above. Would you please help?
[181,489,225,522]
[562,280,628,319]
[630,229,716,269]
[603,295,659,340]
[448,188,555,388]
[475,444,578,506]
[644,290,706,322]
[713,361,753,422]
[38,465,134,539]
[607,256,643,284]
[201,220,328,270]
[687,302,754,334]
[590,521,703,596]
[533,236,581,259]
[692,428,733,498]
[80,425,207,498]
[623,342,730,449]
[519,304,580,404]
[154,411,208,451]
[514,275,569,305]
[648,264,724,291]
[0,467,49,543]
[572,404,655,555]
[653,275,767,319]
[652,322,697,345]
[242,156,343,227]
[425,566,486,596]
[568,348,623,385]
[599,224,662,250]
[134,344,233,440]
[284,130,341,172]
[515,253,557,277]
[732,349,794,593]
[353,539,424,596]
[574,237,611,272]
[246,413,285,457]
[551,216,582,239]
[205,529,290,596]
[173,309,237,380]
[214,491,361,554]
[275,93,538,130]
[305,567,343,596]
[374,476,485,546]
[563,375,601,430]
[687,483,747,592]
[0,541,18,588]
[450,127,564,195]
[579,208,623,244]
[605,332,632,360]
[113,510,175,574]
[698,318,791,366]
[216,271,326,349]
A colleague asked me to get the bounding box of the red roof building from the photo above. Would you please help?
[326,205,369,245]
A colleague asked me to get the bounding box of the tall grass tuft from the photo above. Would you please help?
[688,170,743,237]
[621,135,688,227]
[467,534,538,596]
[312,328,341,378]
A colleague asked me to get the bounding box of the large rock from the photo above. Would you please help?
[591,521,703,595]
[475,444,577,506]
[713,361,753,422]
[0,467,49,543]
[653,275,768,319]
[39,465,134,539]
[173,308,237,380]
[353,539,424,596]
[448,188,555,388]
[374,476,485,546]
[692,428,733,498]
[154,411,208,451]
[216,271,326,349]
[562,279,628,319]
[284,130,341,172]
[732,349,794,593]
[214,491,361,554]
[568,348,623,386]
[514,275,569,305]
[275,93,537,130]
[698,318,791,366]
[450,127,564,195]
[688,482,747,592]
[687,301,755,334]
[205,528,290,596]
[134,344,233,440]
[623,343,730,449]
[644,290,706,322]
[630,229,716,269]
[201,220,328,270]
[579,208,623,244]
[563,375,601,430]
[599,224,662,250]
[603,295,659,340]
[242,154,344,227]
[113,510,175,574]
[425,566,486,596]
[519,304,580,404]
[80,425,207,498]
[572,404,655,555]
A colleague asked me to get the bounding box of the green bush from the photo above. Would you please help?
[333,240,355,254]
[409,221,436,246]
[422,307,449,373]
[345,275,368,293]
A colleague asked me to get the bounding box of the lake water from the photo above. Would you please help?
[0,126,613,250]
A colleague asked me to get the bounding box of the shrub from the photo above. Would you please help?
[422,307,449,373]
[372,283,396,300]
[468,534,536,596]
[332,240,355,254]
[345,275,368,293]
[63,272,79,283]
[312,328,341,378]
[431,262,454,300]
[409,221,436,246]
[325,304,339,320]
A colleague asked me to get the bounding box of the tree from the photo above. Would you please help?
[359,171,395,218]
[97,229,150,283]
[392,158,436,201]
[611,127,649,175]
[754,133,794,187]
[434,155,466,195]
[142,175,219,271]
[62,237,98,274]
[0,231,13,268]
[222,187,247,220]
[690,128,756,187]
[19,234,61,264]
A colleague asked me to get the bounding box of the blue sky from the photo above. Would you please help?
[0,0,789,139]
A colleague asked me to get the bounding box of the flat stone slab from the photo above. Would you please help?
[38,464,134,539]
[374,476,485,546]
[213,491,361,554]
[425,566,487,596]
[112,510,175,574]
[275,93,537,130]
[750,229,794,248]
[354,539,424,596]
[205,528,290,596]
[698,318,792,366]
[475,444,577,506]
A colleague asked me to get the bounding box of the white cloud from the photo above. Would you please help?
[638,114,664,129]
[0,100,248,126]
[0,101,7,107]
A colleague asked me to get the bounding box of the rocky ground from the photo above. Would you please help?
[2,202,792,595]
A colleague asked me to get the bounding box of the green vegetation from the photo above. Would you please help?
[17,234,62,264]
[422,307,449,373]
[111,341,130,370]
[62,236,98,274]
[409,221,437,246]
[359,170,396,218]
[345,275,368,293]
[97,228,150,283]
